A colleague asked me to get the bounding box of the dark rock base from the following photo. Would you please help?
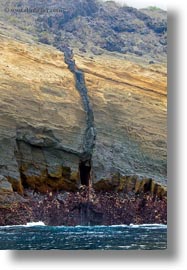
[0,187,167,226]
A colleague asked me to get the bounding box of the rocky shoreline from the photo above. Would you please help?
[0,186,167,226]
[0,1,167,229]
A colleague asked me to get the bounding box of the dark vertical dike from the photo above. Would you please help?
[62,47,97,185]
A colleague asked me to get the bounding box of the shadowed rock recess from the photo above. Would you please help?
[0,0,167,225]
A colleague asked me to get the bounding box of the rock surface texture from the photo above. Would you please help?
[75,54,167,185]
[0,0,167,225]
[0,0,167,62]
[0,36,87,192]
[0,36,167,193]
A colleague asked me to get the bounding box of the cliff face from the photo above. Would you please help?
[75,54,167,184]
[0,36,87,192]
[0,33,167,195]
[0,1,167,225]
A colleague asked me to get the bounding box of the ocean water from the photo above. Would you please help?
[0,222,167,250]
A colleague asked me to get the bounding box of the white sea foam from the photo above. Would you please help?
[0,223,166,229]
[129,223,167,228]
[26,221,45,227]
[61,224,167,229]
[0,221,46,228]
[111,224,129,228]
[63,224,167,229]
[75,224,167,228]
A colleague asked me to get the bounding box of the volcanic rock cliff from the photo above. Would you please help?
[0,0,167,225]
[0,33,167,194]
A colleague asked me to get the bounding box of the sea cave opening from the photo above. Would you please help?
[79,160,91,186]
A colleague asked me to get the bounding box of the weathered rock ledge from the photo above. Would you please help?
[0,174,166,226]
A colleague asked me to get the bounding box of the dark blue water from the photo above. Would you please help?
[0,223,167,250]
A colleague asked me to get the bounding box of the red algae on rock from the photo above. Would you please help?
[0,186,167,226]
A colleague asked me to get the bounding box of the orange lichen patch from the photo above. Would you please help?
[93,178,116,192]
[94,176,167,199]
[19,164,80,193]
[6,177,24,195]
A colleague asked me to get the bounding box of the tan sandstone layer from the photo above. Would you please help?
[75,53,167,184]
[0,35,86,192]
[0,35,167,195]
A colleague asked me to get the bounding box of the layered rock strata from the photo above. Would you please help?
[75,54,167,185]
[0,36,87,192]
[0,35,167,190]
[0,34,167,225]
